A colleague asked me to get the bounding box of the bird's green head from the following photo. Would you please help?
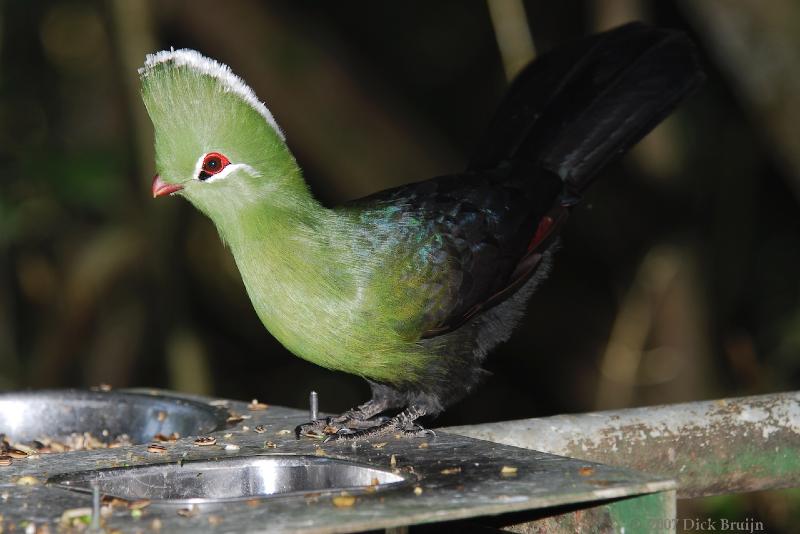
[139,49,304,216]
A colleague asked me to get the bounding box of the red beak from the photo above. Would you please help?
[152,175,184,198]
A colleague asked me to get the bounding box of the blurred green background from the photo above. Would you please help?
[1,0,799,530]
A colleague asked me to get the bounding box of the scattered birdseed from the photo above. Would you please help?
[332,495,356,507]
[0,456,11,467]
[390,454,397,467]
[223,433,233,438]
[15,476,40,486]
[224,443,240,451]
[578,466,594,476]
[5,433,132,454]
[151,518,162,531]
[314,447,326,456]
[193,437,217,446]
[242,426,250,431]
[208,515,223,526]
[277,429,292,435]
[248,399,269,411]
[440,467,461,475]
[265,441,277,448]
[372,442,388,449]
[156,411,167,422]
[226,414,244,424]
[500,466,518,476]
[413,486,423,496]
[98,384,112,392]
[254,425,267,434]
[147,443,167,454]
[418,442,429,449]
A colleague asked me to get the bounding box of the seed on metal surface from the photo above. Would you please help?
[413,486,423,496]
[7,449,28,459]
[440,467,461,475]
[15,476,39,486]
[0,456,11,467]
[254,425,267,434]
[332,494,356,507]
[208,515,223,526]
[128,499,151,510]
[418,442,429,449]
[103,496,128,507]
[578,466,594,476]
[372,442,388,449]
[147,443,167,454]
[248,399,269,411]
[156,411,167,422]
[60,507,93,524]
[193,436,216,446]
[500,466,518,476]
[153,432,179,442]
[390,454,397,467]
[277,429,291,435]
[224,443,240,451]
[223,433,233,438]
[265,441,277,448]
[98,384,112,391]
[226,414,244,424]
[177,505,198,517]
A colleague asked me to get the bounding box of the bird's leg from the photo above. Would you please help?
[324,405,427,443]
[295,398,391,438]
[329,398,391,427]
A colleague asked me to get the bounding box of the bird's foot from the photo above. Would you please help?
[295,399,389,439]
[323,405,428,443]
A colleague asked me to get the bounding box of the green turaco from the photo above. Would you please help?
[140,23,703,441]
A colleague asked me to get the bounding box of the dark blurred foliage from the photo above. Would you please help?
[1,0,799,530]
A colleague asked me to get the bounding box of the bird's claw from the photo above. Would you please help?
[294,417,340,439]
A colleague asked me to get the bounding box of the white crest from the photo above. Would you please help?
[139,48,285,140]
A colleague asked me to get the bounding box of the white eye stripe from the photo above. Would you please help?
[191,153,260,184]
[202,163,259,183]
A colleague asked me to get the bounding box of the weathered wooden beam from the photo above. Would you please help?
[444,391,800,498]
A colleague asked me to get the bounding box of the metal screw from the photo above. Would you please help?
[310,391,319,421]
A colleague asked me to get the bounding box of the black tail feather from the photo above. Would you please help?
[469,22,705,196]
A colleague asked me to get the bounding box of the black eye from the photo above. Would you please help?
[199,152,230,180]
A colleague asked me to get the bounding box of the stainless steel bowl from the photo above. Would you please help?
[50,455,409,503]
[0,389,228,444]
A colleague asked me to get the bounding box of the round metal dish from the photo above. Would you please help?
[49,454,409,503]
[0,389,228,445]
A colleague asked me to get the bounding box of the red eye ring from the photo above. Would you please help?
[199,152,230,180]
